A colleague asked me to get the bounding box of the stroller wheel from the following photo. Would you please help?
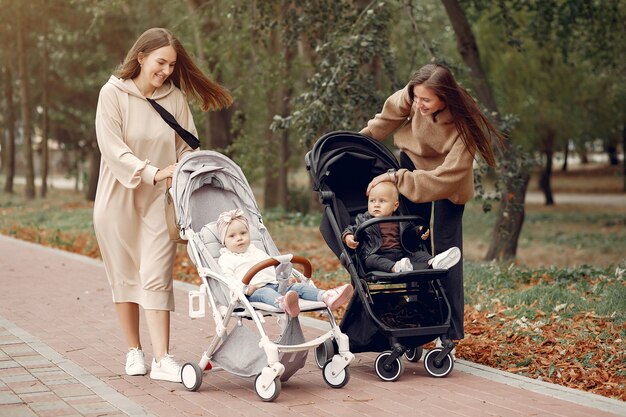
[322,361,351,388]
[181,362,203,391]
[374,351,404,382]
[254,373,281,402]
[314,338,335,369]
[404,347,423,363]
[424,348,454,378]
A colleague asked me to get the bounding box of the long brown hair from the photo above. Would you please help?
[116,28,232,111]
[407,64,502,167]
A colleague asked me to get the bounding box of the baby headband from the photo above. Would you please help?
[216,208,249,244]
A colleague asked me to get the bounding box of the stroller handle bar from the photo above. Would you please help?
[354,215,425,241]
[241,255,313,285]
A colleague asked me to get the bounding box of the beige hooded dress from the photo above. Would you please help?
[93,75,196,311]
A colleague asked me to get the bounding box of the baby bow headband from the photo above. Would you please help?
[216,208,249,244]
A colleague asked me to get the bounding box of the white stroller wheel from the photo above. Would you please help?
[374,351,404,382]
[314,339,335,369]
[404,347,423,363]
[322,360,351,388]
[424,348,454,378]
[254,373,281,402]
[181,362,203,391]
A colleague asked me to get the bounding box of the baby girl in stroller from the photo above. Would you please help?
[217,208,354,317]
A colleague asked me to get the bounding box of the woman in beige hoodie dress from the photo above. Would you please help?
[94,28,232,382]
[361,64,502,350]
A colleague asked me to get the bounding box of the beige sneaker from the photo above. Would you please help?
[150,354,181,383]
[125,347,147,376]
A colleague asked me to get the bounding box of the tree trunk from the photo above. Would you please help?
[441,0,527,261]
[17,5,36,199]
[185,0,234,151]
[607,143,619,166]
[40,8,50,198]
[539,129,555,205]
[561,141,568,171]
[263,7,293,210]
[622,124,626,192]
[539,151,554,205]
[484,173,530,260]
[85,144,100,201]
[2,65,16,194]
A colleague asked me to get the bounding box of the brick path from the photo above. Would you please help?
[0,235,624,417]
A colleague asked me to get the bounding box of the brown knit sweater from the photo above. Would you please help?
[360,85,475,204]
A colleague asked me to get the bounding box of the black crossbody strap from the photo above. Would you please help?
[146,98,201,149]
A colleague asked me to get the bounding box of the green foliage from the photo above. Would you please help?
[263,207,321,228]
[270,1,397,147]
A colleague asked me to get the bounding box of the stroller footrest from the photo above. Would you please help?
[365,269,447,284]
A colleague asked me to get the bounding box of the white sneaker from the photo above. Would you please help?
[150,354,181,382]
[393,257,413,272]
[431,247,461,270]
[125,347,147,376]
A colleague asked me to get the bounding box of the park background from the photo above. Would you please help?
[0,0,624,402]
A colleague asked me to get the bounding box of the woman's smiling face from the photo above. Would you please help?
[138,45,177,90]
[412,84,445,117]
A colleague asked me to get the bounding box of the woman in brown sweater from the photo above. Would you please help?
[361,63,502,343]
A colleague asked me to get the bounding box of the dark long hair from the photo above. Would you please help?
[116,28,232,111]
[407,64,502,167]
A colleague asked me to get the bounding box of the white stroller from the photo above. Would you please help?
[171,150,354,402]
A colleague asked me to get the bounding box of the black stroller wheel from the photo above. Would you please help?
[403,347,423,363]
[374,351,404,382]
[314,338,335,369]
[424,348,454,378]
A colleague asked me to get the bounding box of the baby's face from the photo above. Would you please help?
[368,183,399,217]
[224,220,251,253]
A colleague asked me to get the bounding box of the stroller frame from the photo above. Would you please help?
[171,150,353,401]
[306,131,456,381]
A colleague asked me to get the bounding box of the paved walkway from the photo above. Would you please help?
[0,235,624,417]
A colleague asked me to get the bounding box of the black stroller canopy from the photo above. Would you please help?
[307,131,399,194]
[305,131,400,258]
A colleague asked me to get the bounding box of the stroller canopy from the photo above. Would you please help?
[305,131,400,256]
[171,151,262,235]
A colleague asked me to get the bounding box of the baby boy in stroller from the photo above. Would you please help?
[217,208,354,317]
[342,181,461,273]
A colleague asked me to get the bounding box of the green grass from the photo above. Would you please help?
[465,261,626,324]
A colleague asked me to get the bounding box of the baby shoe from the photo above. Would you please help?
[323,284,354,310]
[431,247,461,270]
[278,290,300,317]
[393,257,413,273]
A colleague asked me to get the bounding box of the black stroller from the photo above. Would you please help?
[305,131,456,381]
